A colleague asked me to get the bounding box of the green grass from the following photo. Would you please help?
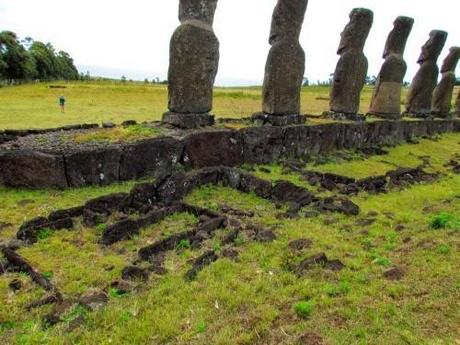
[0,134,459,344]
[4,81,452,130]
[72,124,164,144]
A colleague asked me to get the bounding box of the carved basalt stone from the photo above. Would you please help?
[258,0,308,125]
[456,91,460,117]
[405,30,448,117]
[369,16,414,119]
[163,0,219,129]
[432,47,460,117]
[329,8,374,118]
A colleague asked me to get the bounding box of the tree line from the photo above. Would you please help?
[0,31,79,84]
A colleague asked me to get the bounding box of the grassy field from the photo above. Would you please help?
[0,81,412,130]
[0,82,459,344]
[0,134,459,344]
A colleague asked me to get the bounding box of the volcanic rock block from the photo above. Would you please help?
[271,180,315,206]
[101,219,141,245]
[121,266,149,282]
[64,147,122,187]
[369,16,414,119]
[432,47,460,117]
[164,0,219,129]
[84,193,128,215]
[1,247,54,290]
[259,0,308,125]
[183,130,243,168]
[0,151,67,188]
[405,30,448,117]
[48,206,84,222]
[330,8,373,118]
[456,91,460,118]
[184,250,218,281]
[17,216,73,244]
[119,137,183,181]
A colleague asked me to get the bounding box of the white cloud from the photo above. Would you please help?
[0,0,458,85]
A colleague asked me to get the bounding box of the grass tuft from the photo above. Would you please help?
[294,301,314,319]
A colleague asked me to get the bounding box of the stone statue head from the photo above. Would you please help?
[417,30,448,64]
[441,46,460,73]
[269,0,308,45]
[338,8,373,54]
[383,16,414,58]
[179,0,218,26]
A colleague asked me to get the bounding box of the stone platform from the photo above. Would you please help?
[0,119,459,188]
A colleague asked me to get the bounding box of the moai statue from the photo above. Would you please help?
[456,90,460,118]
[253,0,309,126]
[329,8,373,121]
[432,47,460,117]
[162,0,219,129]
[369,16,414,119]
[405,30,448,117]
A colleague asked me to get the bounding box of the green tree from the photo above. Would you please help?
[56,51,79,80]
[29,41,58,80]
[0,31,35,81]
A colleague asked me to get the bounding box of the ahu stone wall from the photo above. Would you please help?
[1,120,459,189]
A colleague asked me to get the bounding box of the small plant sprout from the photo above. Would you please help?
[294,300,314,319]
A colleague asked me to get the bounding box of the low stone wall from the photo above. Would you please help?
[1,119,459,188]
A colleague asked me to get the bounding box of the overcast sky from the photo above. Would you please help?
[0,0,459,86]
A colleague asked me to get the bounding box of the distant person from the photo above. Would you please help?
[59,95,66,113]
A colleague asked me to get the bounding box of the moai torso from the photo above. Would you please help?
[369,17,413,118]
[168,0,219,114]
[262,0,308,116]
[432,47,460,117]
[456,90,460,117]
[330,8,373,115]
[405,30,447,116]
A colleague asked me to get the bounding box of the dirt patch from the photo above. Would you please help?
[288,239,313,252]
[383,267,405,281]
[297,332,325,345]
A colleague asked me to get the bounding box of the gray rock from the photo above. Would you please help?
[369,16,414,119]
[102,122,115,129]
[179,0,218,26]
[261,0,308,119]
[330,8,373,117]
[432,47,460,117]
[165,0,219,128]
[405,30,448,117]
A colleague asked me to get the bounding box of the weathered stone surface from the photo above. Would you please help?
[84,193,128,215]
[2,120,459,189]
[101,219,141,245]
[405,30,448,117]
[168,24,218,113]
[179,0,218,26]
[261,0,308,119]
[121,266,149,282]
[184,250,218,281]
[330,8,373,116]
[183,130,243,168]
[162,113,215,129]
[272,180,315,206]
[0,151,67,188]
[65,147,121,187]
[48,206,84,222]
[456,91,460,117]
[369,16,414,118]
[120,137,183,181]
[432,47,460,117]
[165,0,219,128]
[17,216,73,244]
